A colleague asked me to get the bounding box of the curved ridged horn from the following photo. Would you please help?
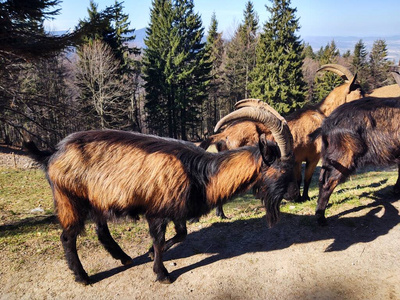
[234,99,285,121]
[317,64,354,82]
[215,100,293,158]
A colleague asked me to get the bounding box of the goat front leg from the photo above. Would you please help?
[149,219,187,260]
[301,159,319,202]
[147,217,171,283]
[293,161,303,202]
[316,166,343,226]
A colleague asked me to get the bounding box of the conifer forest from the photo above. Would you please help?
[0,0,396,146]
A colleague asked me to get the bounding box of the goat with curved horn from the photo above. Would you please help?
[215,99,293,159]
[24,99,299,284]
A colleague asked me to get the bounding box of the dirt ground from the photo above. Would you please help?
[0,148,399,300]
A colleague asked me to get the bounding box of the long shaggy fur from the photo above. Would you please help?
[25,129,294,284]
[315,97,400,224]
[199,78,363,206]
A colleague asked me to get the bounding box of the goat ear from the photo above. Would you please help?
[259,134,279,166]
[348,73,358,92]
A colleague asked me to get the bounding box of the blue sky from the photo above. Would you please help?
[44,0,400,38]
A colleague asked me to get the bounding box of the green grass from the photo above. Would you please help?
[0,165,398,268]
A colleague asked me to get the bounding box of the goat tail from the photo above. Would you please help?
[308,127,322,142]
[22,141,53,167]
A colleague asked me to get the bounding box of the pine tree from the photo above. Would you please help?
[142,0,175,136]
[369,39,392,90]
[313,40,343,102]
[172,0,211,140]
[302,43,315,59]
[203,13,224,136]
[239,1,259,99]
[78,1,116,46]
[105,1,139,72]
[249,0,306,114]
[0,0,79,60]
[352,39,369,91]
[224,1,259,109]
[143,0,211,139]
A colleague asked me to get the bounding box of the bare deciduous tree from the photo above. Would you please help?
[75,40,124,129]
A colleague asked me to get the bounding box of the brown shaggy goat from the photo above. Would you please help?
[314,95,400,225]
[24,100,297,285]
[199,64,363,219]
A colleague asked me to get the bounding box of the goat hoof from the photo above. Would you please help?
[156,274,172,284]
[75,274,91,285]
[188,218,200,223]
[122,257,133,265]
[294,197,305,203]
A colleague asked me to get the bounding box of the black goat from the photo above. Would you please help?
[24,100,297,284]
[313,96,400,225]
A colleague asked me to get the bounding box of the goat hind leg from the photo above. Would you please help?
[147,217,171,283]
[149,219,187,260]
[215,204,228,219]
[164,219,187,252]
[61,229,90,285]
[96,219,132,265]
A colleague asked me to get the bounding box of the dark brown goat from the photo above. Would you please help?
[314,95,400,225]
[199,64,363,218]
[24,100,297,285]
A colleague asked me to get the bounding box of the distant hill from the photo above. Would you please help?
[303,35,400,63]
[53,28,400,63]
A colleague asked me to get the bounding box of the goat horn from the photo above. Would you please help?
[317,64,354,82]
[391,71,400,87]
[234,99,286,122]
[215,104,293,158]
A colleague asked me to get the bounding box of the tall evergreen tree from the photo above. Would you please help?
[105,1,139,72]
[78,1,138,70]
[142,0,174,136]
[313,40,343,102]
[78,1,116,46]
[352,39,369,91]
[143,0,211,139]
[173,0,211,140]
[240,1,259,99]
[203,13,224,136]
[224,1,259,109]
[369,39,392,90]
[249,0,306,114]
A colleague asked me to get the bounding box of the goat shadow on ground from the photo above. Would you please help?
[91,184,400,284]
